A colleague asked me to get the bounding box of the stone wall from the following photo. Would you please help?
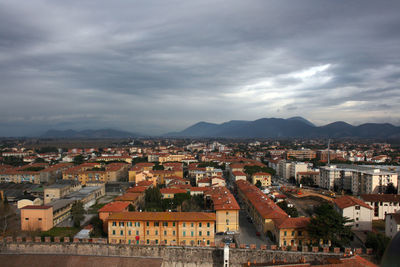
[0,239,345,267]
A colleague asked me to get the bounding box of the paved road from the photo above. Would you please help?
[236,210,272,246]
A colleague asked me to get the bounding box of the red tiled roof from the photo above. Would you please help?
[98,201,130,213]
[361,194,400,203]
[274,217,310,229]
[334,196,372,210]
[108,211,216,222]
[232,171,247,176]
[160,188,187,194]
[21,205,52,210]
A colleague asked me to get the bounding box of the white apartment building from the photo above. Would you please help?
[385,213,400,238]
[361,194,400,220]
[334,195,373,231]
[289,162,309,181]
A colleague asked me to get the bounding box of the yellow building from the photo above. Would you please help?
[63,163,129,185]
[252,172,272,187]
[273,217,311,247]
[108,212,216,246]
[158,154,186,163]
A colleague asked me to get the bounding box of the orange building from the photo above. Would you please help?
[98,201,130,232]
[21,205,53,231]
[108,212,216,246]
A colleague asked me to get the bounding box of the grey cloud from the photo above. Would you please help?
[1,0,400,135]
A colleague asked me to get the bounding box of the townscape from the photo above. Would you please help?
[1,137,399,266]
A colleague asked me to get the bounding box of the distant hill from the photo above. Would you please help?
[165,117,400,139]
[41,129,139,138]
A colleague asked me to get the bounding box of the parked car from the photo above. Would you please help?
[225,231,235,235]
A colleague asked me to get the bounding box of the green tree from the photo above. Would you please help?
[365,232,390,262]
[73,155,84,165]
[255,180,262,188]
[128,204,135,211]
[307,203,353,247]
[71,201,85,227]
[243,165,275,176]
[277,201,298,217]
[144,187,163,211]
[385,182,397,194]
[89,215,106,238]
[152,164,164,170]
[300,176,315,187]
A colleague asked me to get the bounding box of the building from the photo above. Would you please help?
[333,195,373,231]
[274,217,310,247]
[21,205,53,231]
[296,171,320,186]
[286,149,316,160]
[251,172,271,187]
[44,181,82,204]
[385,212,400,238]
[108,212,216,246]
[98,201,130,232]
[63,163,129,185]
[231,171,247,182]
[204,186,240,233]
[277,161,291,180]
[361,194,400,220]
[160,188,187,199]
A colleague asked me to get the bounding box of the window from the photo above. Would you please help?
[207,222,210,227]
[183,222,186,227]
[38,218,42,221]
[191,231,194,237]
[25,218,29,220]
[112,230,116,235]
[146,239,149,244]
[207,240,210,245]
[191,223,194,227]
[199,222,202,227]
[291,231,294,236]
[120,230,123,235]
[112,221,116,226]
[136,230,139,235]
[199,231,202,236]
[283,240,287,246]
[355,206,360,210]
[128,230,131,235]
[298,231,302,236]
[155,239,159,244]
[119,222,124,227]
[173,230,176,236]
[207,231,210,236]
[226,219,229,225]
[154,222,159,226]
[183,231,186,236]
[173,222,176,227]
[146,222,149,226]
[284,231,287,236]
[128,222,132,227]
[164,230,167,235]
[163,222,168,227]
[146,230,149,235]
[155,230,158,235]
[226,212,229,215]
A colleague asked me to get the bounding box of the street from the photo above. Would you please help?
[236,210,272,246]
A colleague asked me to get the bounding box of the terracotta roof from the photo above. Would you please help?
[232,171,247,176]
[108,211,216,222]
[160,188,187,194]
[274,217,310,229]
[114,193,142,202]
[21,205,52,210]
[98,201,130,213]
[361,194,400,203]
[126,186,147,193]
[253,172,271,177]
[334,196,372,210]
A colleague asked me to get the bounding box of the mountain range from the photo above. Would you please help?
[41,129,138,139]
[165,117,400,139]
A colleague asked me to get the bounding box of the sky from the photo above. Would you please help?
[1,0,400,136]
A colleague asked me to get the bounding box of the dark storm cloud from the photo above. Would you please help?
[0,0,400,136]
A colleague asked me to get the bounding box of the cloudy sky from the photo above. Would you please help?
[1,0,400,136]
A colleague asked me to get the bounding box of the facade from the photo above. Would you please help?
[289,163,308,180]
[274,217,310,247]
[63,163,129,185]
[44,181,82,204]
[21,205,53,231]
[99,201,130,232]
[277,161,291,180]
[108,212,216,246]
[251,172,272,187]
[361,194,400,220]
[334,195,373,231]
[286,150,316,160]
[231,171,247,182]
[385,213,400,238]
[296,171,320,186]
